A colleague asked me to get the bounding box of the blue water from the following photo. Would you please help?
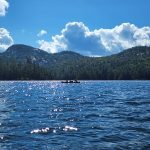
[0,81,150,150]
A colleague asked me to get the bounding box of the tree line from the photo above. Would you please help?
[0,52,149,80]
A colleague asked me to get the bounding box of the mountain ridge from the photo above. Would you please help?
[1,44,150,64]
[0,44,150,80]
[1,44,84,66]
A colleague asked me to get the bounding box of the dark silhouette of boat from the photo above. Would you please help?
[61,80,80,83]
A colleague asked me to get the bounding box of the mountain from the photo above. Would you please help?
[2,44,55,66]
[0,44,150,80]
[1,44,84,67]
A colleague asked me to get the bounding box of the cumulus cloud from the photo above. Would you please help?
[37,30,47,37]
[0,28,14,52]
[0,0,9,16]
[38,22,150,56]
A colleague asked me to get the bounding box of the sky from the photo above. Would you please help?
[0,0,150,56]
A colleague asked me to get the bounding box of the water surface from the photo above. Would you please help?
[0,81,150,149]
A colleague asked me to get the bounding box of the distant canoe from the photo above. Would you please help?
[61,80,80,83]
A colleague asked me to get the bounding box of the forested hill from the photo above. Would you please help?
[0,44,150,80]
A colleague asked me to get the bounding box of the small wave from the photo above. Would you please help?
[126,116,150,123]
[84,114,100,119]
[31,126,78,134]
[53,108,63,112]
[126,98,150,106]
[63,126,78,131]
[101,134,128,142]
[31,127,55,134]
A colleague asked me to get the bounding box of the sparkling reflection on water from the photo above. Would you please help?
[0,81,150,149]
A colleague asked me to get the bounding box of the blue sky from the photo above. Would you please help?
[0,0,150,56]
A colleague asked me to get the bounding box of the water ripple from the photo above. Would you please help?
[0,81,150,149]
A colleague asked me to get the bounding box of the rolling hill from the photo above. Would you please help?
[0,44,150,80]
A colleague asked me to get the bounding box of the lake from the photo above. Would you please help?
[0,81,150,150]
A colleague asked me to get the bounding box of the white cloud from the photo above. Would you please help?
[0,0,9,16]
[38,22,150,56]
[0,28,14,52]
[38,40,58,53]
[37,30,47,37]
